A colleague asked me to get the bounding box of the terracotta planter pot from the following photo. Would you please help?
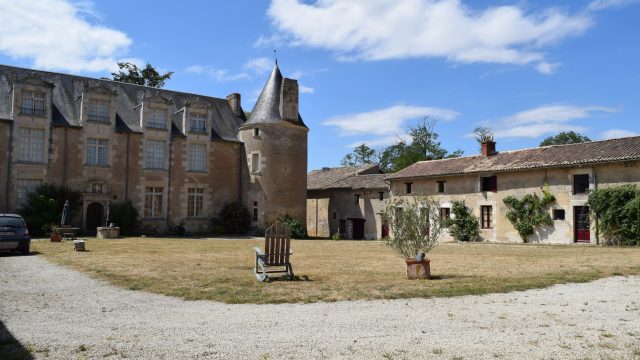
[405,258,431,280]
[50,234,62,242]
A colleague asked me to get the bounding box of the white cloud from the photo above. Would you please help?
[536,62,562,75]
[299,85,314,94]
[184,65,250,81]
[323,105,460,137]
[601,129,639,139]
[291,68,328,79]
[243,57,273,74]
[483,104,618,139]
[0,0,133,72]
[264,0,593,73]
[587,0,639,11]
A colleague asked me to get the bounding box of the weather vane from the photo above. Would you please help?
[274,49,278,65]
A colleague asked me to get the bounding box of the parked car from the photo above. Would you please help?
[0,214,30,255]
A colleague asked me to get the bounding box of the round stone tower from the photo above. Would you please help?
[239,62,308,228]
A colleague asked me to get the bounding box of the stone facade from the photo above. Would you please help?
[0,63,307,233]
[387,139,640,244]
[307,165,388,239]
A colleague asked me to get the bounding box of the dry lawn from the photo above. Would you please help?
[32,238,640,304]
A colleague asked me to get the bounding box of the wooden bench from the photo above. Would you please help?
[52,226,79,240]
[254,223,294,282]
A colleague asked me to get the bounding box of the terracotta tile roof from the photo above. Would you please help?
[387,136,640,180]
[330,174,388,190]
[308,164,382,190]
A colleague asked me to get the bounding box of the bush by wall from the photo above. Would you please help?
[107,201,140,236]
[215,202,251,234]
[588,185,640,245]
[280,215,307,239]
[448,200,480,242]
[19,184,82,236]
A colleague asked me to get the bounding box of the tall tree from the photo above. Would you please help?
[341,143,377,166]
[539,131,591,147]
[378,118,462,173]
[109,62,174,88]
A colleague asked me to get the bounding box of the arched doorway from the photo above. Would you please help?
[86,202,104,233]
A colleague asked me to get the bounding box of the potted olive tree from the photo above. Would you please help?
[383,196,443,279]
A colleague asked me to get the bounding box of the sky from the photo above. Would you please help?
[0,0,639,171]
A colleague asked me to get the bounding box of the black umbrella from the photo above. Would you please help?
[61,200,70,226]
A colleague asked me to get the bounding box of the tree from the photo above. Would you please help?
[107,201,140,236]
[448,201,480,242]
[539,131,591,147]
[383,196,443,258]
[378,118,462,173]
[588,185,640,245]
[341,144,377,166]
[473,127,494,143]
[109,62,173,88]
[19,184,82,236]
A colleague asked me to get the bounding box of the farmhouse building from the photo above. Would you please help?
[0,63,308,233]
[387,137,640,244]
[307,164,388,239]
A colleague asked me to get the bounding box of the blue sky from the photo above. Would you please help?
[0,0,639,170]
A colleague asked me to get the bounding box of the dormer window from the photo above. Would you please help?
[87,99,110,122]
[20,91,46,117]
[189,112,207,134]
[147,108,167,129]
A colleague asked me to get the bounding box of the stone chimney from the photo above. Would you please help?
[279,78,299,122]
[481,141,496,156]
[226,93,242,117]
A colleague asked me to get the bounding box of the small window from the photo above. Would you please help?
[187,143,206,171]
[339,220,346,235]
[254,128,260,137]
[187,188,204,217]
[437,181,445,193]
[480,176,497,192]
[440,207,451,227]
[405,182,412,194]
[481,205,492,229]
[147,108,167,129]
[18,127,45,163]
[253,202,258,222]
[573,174,590,194]
[86,138,109,166]
[333,212,336,220]
[553,209,565,220]
[378,192,384,201]
[189,112,207,134]
[251,153,260,173]
[20,91,46,117]
[87,99,110,122]
[145,140,165,169]
[144,187,163,218]
[354,194,360,204]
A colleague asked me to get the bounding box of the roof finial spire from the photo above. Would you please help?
[274,49,278,65]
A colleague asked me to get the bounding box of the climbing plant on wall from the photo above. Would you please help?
[588,185,640,245]
[503,191,555,242]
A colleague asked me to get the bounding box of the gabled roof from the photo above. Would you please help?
[244,63,306,128]
[308,164,384,190]
[330,174,388,190]
[0,64,245,141]
[387,136,640,180]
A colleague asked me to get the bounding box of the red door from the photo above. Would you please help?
[381,221,389,239]
[574,206,590,243]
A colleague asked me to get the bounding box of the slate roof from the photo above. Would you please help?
[387,136,640,180]
[330,174,388,190]
[244,63,307,128]
[308,164,384,190]
[0,64,245,141]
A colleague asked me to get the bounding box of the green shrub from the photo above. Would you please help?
[331,232,341,241]
[217,202,251,234]
[588,185,640,245]
[448,201,480,242]
[107,201,140,236]
[383,196,442,258]
[19,184,82,236]
[503,191,555,242]
[280,215,307,239]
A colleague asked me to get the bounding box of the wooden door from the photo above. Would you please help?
[381,221,389,239]
[86,202,104,233]
[574,206,590,243]
[351,219,365,240]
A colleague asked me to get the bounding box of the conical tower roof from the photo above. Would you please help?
[244,63,306,127]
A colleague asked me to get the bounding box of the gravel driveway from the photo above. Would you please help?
[1,255,639,360]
